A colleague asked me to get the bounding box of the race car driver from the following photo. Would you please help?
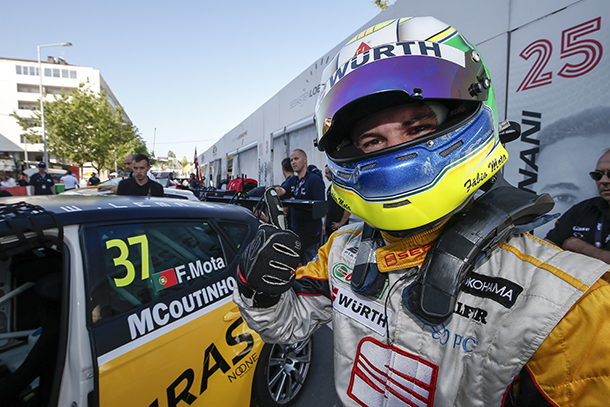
[234,17,610,406]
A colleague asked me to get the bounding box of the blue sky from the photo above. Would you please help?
[1,1,382,160]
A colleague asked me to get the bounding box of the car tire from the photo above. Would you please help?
[251,337,313,406]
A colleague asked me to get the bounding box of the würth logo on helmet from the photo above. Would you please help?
[327,41,466,90]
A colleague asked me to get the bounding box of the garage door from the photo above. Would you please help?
[238,146,258,181]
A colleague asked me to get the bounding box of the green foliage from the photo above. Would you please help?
[11,114,42,144]
[168,150,176,158]
[372,0,389,10]
[13,84,147,173]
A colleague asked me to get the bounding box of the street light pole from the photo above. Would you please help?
[38,42,72,165]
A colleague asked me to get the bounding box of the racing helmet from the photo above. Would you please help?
[315,17,508,231]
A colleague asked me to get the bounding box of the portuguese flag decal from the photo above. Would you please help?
[152,268,178,291]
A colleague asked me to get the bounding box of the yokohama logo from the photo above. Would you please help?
[461,271,523,308]
[348,337,438,407]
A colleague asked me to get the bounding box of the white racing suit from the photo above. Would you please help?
[234,222,610,406]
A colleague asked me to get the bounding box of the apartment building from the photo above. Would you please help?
[0,55,127,177]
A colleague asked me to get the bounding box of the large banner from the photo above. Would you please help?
[504,0,609,238]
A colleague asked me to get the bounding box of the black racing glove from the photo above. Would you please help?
[237,224,301,307]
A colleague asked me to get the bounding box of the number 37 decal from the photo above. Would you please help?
[106,235,150,287]
[517,17,603,92]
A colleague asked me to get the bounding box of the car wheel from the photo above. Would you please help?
[252,337,313,406]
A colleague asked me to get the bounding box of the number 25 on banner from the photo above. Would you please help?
[517,17,603,92]
[106,235,150,287]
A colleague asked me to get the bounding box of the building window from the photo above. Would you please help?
[17,84,39,93]
[53,68,59,78]
[70,70,76,79]
[61,69,68,78]
[44,68,51,77]
[45,86,74,95]
[18,101,39,110]
[16,65,39,76]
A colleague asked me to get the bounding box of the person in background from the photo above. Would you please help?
[17,174,28,187]
[545,149,610,264]
[1,175,16,188]
[123,154,134,177]
[117,154,163,197]
[168,172,178,187]
[88,172,100,186]
[188,173,201,190]
[60,170,79,191]
[233,16,610,406]
[29,162,55,195]
[276,149,325,263]
[323,165,349,239]
[277,157,296,199]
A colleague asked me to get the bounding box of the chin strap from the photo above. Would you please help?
[403,177,555,326]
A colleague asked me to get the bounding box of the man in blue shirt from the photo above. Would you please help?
[278,149,325,263]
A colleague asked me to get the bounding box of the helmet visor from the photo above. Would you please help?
[316,52,488,158]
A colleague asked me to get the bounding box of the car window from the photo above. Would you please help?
[85,221,228,324]
[217,221,250,251]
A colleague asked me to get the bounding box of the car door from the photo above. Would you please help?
[82,218,263,407]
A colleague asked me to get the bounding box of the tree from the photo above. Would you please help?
[168,150,176,158]
[372,0,390,10]
[179,156,189,168]
[13,83,147,173]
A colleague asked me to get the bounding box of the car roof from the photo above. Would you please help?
[0,195,257,226]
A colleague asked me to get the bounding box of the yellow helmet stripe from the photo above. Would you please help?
[426,26,457,43]
[398,17,415,24]
[346,19,396,45]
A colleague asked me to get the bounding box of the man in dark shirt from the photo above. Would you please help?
[117,154,164,197]
[29,162,55,195]
[88,173,101,186]
[188,173,201,190]
[278,157,296,199]
[277,149,325,263]
[545,149,610,264]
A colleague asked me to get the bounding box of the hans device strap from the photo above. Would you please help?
[404,176,555,325]
[351,223,387,296]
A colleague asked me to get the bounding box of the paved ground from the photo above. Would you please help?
[294,324,342,407]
